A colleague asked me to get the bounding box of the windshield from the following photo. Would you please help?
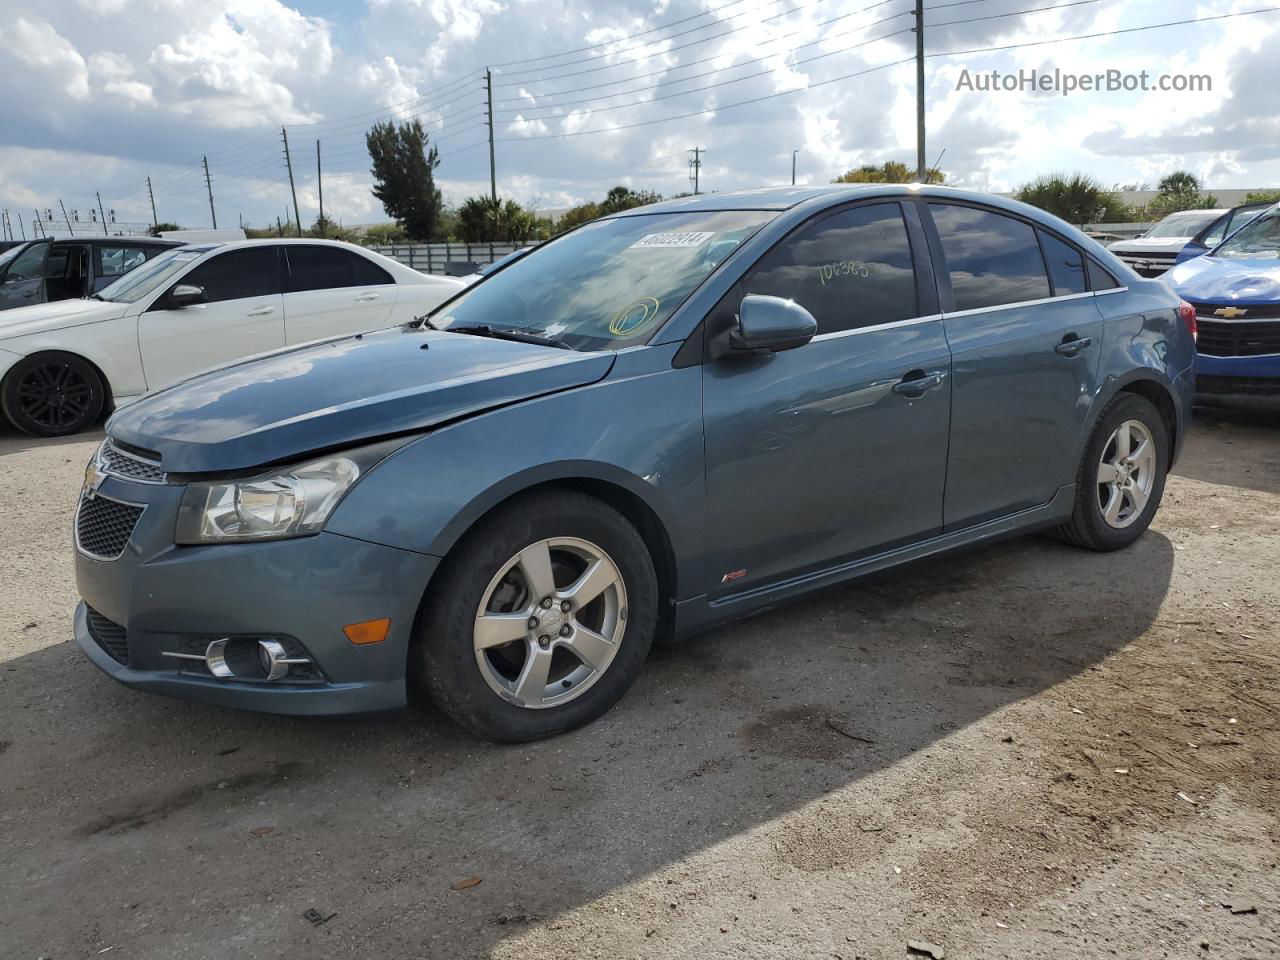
[433,210,776,350]
[96,245,216,303]
[1144,211,1221,238]
[1214,207,1280,260]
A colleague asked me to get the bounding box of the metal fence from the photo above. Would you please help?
[369,242,536,276]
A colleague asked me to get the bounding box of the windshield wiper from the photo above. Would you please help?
[445,324,571,350]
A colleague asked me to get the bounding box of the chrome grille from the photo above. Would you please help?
[75,495,144,560]
[1115,252,1177,277]
[85,606,129,665]
[99,441,166,484]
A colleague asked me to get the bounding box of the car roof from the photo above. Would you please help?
[605,183,1051,217]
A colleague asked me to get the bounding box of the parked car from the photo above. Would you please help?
[1108,208,1229,277]
[71,186,1195,742]
[0,239,463,436]
[459,245,538,285]
[1164,203,1280,403]
[1172,202,1270,265]
[0,236,182,311]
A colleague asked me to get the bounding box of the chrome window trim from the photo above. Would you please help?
[74,490,147,562]
[812,313,942,342]
[1196,313,1280,325]
[942,289,1127,319]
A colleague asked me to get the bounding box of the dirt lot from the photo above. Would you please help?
[1,409,1277,960]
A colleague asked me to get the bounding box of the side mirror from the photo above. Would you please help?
[166,283,206,308]
[729,294,817,354]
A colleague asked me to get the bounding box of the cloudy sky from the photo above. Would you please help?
[1,0,1277,234]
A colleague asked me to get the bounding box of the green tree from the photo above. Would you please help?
[556,202,601,232]
[833,161,945,185]
[454,196,549,242]
[148,222,180,236]
[306,214,356,241]
[1144,170,1218,218]
[1244,189,1280,205]
[366,119,444,241]
[357,223,409,246]
[597,185,663,214]
[1013,172,1133,224]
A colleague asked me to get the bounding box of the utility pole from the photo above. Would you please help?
[913,0,926,182]
[282,127,302,237]
[146,176,158,228]
[688,147,704,194]
[1,210,8,241]
[96,192,108,235]
[276,215,283,237]
[34,209,44,238]
[17,213,24,240]
[485,69,497,204]
[202,155,217,228]
[791,150,798,185]
[316,140,324,237]
[59,199,74,236]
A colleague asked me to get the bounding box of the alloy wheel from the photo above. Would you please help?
[15,361,94,432]
[473,536,627,709]
[1096,419,1157,529]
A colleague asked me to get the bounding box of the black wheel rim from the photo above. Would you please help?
[16,362,93,431]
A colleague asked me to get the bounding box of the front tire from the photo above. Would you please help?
[1053,392,1169,551]
[1,352,105,437]
[414,490,658,742]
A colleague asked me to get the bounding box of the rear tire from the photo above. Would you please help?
[1,352,105,437]
[1052,392,1169,551]
[413,489,658,742]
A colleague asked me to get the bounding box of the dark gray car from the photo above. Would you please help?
[72,185,1196,742]
[0,237,181,310]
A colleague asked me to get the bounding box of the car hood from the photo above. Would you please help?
[0,297,129,341]
[108,325,616,473]
[1107,237,1191,254]
[1164,255,1280,303]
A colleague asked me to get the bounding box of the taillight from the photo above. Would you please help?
[1178,300,1197,340]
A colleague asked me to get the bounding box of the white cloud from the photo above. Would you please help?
[11,17,90,100]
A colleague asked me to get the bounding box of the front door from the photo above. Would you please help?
[138,246,285,389]
[0,240,51,309]
[925,202,1105,529]
[702,202,952,596]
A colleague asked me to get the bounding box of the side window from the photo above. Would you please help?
[99,245,148,278]
[286,246,393,292]
[741,203,918,335]
[178,248,279,304]
[1087,257,1122,291]
[1038,230,1087,295]
[5,242,49,282]
[929,203,1050,311]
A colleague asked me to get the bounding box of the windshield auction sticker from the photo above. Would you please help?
[629,232,715,249]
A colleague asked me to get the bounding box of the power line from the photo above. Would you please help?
[497,5,915,115]
[927,0,1099,28]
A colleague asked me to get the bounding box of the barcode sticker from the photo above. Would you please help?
[630,231,715,249]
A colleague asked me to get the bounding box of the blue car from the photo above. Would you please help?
[1165,203,1280,402]
[72,185,1196,742]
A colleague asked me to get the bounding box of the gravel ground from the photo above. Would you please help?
[1,408,1277,960]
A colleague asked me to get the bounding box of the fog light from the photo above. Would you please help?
[257,638,299,681]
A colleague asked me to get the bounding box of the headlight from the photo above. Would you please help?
[176,456,360,544]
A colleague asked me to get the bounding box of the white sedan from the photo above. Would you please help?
[0,239,463,436]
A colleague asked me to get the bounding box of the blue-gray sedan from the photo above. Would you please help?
[73,185,1197,742]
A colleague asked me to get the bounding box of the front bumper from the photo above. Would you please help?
[73,472,439,715]
[1194,352,1280,405]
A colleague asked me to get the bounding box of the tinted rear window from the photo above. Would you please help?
[286,246,393,292]
[930,203,1051,310]
[1038,230,1087,296]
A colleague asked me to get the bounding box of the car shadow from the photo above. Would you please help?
[1176,406,1279,495]
[1,526,1175,958]
[0,421,103,459]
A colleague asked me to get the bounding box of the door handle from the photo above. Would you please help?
[247,306,275,317]
[892,369,946,397]
[1055,335,1092,356]
[355,292,381,302]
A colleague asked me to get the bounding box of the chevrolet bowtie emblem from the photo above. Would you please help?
[1214,306,1248,319]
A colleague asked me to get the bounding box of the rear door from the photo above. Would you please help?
[138,246,285,388]
[0,240,51,309]
[281,244,398,344]
[924,202,1105,529]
